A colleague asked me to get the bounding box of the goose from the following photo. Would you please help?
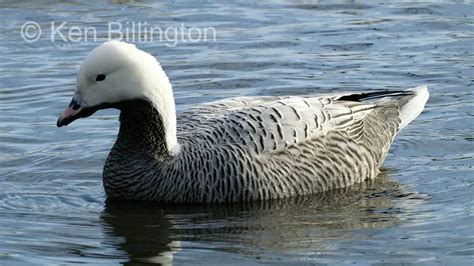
[57,41,429,202]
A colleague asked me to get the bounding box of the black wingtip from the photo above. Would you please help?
[338,90,414,102]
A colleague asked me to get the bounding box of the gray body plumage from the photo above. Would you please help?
[103,88,427,203]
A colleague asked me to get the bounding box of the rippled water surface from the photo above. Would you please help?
[0,0,473,264]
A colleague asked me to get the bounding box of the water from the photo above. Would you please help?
[0,0,473,264]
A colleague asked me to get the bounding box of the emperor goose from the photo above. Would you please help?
[57,41,429,202]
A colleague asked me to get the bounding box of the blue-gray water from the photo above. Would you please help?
[0,0,473,264]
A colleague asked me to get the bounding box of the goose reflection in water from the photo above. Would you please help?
[100,171,427,265]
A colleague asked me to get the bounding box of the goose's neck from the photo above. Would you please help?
[115,99,178,160]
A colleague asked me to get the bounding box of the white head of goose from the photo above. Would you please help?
[57,41,179,154]
[57,41,429,203]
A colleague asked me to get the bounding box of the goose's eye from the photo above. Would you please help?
[96,74,106,82]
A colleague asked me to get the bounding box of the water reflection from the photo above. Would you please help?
[101,172,414,264]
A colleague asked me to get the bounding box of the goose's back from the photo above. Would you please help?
[159,95,401,202]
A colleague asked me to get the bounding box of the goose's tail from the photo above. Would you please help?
[338,85,429,130]
[397,86,429,129]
